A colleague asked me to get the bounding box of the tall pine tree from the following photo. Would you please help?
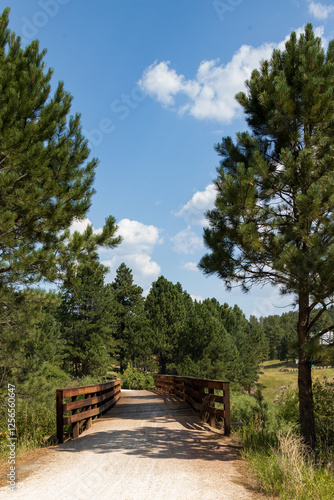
[145,276,190,374]
[0,8,119,287]
[110,263,147,373]
[59,258,116,377]
[200,25,334,450]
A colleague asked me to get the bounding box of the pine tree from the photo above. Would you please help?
[110,263,147,373]
[59,257,117,377]
[200,25,334,450]
[145,276,190,373]
[0,8,119,287]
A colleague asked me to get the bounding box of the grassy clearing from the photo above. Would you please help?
[258,360,334,402]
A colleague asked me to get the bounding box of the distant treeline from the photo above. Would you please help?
[3,261,334,400]
[260,307,334,362]
[1,261,269,393]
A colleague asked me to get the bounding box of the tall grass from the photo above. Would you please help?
[242,429,334,499]
[231,386,334,499]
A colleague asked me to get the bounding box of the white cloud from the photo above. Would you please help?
[171,226,204,254]
[182,262,199,272]
[175,184,217,226]
[138,60,199,106]
[139,26,327,122]
[113,218,163,254]
[139,45,277,122]
[68,217,163,288]
[307,1,334,19]
[190,294,203,302]
[69,217,102,235]
[91,218,163,286]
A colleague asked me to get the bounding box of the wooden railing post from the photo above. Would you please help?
[208,388,216,427]
[224,382,231,436]
[91,391,98,422]
[85,392,92,430]
[71,395,80,439]
[56,389,64,444]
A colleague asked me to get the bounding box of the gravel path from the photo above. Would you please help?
[0,390,264,499]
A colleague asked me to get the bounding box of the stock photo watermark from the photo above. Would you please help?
[7,383,16,492]
[213,0,244,21]
[83,85,146,149]
[20,0,71,44]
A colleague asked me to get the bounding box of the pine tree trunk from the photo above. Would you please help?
[297,291,316,451]
[159,354,167,374]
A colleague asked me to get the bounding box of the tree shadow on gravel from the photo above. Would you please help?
[55,420,241,463]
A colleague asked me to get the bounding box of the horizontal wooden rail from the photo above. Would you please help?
[56,379,121,443]
[155,375,230,435]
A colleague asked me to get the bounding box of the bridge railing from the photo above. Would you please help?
[155,375,230,435]
[56,379,121,443]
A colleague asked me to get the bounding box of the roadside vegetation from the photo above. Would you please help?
[230,361,334,499]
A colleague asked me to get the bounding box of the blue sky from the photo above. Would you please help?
[5,0,334,317]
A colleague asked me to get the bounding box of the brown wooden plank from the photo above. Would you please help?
[62,379,121,398]
[71,395,80,439]
[184,393,202,411]
[64,392,121,425]
[185,386,200,400]
[171,375,229,391]
[200,404,225,417]
[205,394,227,405]
[208,387,216,427]
[63,387,120,411]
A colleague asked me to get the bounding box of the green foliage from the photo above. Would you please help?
[121,364,155,390]
[231,391,260,425]
[234,382,334,498]
[59,259,117,377]
[277,380,334,463]
[199,23,334,449]
[145,276,190,373]
[0,8,99,287]
[110,263,152,373]
[313,379,334,462]
[1,364,70,457]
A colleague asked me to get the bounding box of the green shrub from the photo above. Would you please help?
[230,390,259,424]
[121,364,155,390]
[0,366,107,460]
[313,379,334,464]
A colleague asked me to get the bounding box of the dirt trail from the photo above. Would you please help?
[0,390,264,499]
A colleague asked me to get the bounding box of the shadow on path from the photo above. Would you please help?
[56,422,241,463]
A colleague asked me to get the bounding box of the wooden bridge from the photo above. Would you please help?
[0,376,262,499]
[56,375,231,443]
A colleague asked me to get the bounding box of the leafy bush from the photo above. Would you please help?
[121,364,155,390]
[230,390,259,424]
